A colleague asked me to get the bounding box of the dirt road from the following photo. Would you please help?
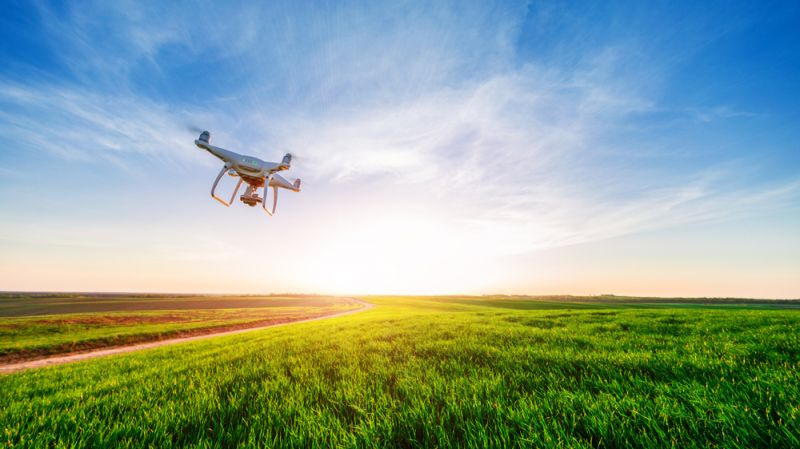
[0,298,373,374]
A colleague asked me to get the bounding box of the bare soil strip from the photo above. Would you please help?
[1,311,345,365]
[0,299,372,374]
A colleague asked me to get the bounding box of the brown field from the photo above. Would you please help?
[0,293,359,364]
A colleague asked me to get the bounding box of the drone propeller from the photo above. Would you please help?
[284,152,309,164]
[186,125,206,134]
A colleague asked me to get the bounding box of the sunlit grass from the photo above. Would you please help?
[0,295,356,362]
[1,296,798,448]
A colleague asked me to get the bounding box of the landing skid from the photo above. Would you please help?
[210,164,243,207]
[209,167,278,216]
[262,175,277,216]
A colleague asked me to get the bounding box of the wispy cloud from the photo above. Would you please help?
[261,58,798,254]
[0,80,218,170]
[2,0,798,272]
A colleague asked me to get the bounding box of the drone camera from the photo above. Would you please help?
[240,193,262,207]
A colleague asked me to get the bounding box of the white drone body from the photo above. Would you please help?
[194,131,300,216]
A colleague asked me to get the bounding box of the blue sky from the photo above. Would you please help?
[0,1,798,296]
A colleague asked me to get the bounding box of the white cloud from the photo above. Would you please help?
[3,0,798,274]
[258,60,800,255]
[0,81,221,168]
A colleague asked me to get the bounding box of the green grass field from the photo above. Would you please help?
[1,295,798,448]
[0,294,357,362]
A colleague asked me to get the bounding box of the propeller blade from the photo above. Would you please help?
[186,125,206,134]
[285,152,307,163]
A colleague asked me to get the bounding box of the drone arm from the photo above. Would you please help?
[211,165,234,207]
[195,141,240,165]
[269,173,301,192]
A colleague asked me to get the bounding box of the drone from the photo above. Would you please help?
[194,130,301,216]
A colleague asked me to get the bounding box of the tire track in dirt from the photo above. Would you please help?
[0,298,373,374]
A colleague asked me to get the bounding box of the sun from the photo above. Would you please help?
[297,214,493,295]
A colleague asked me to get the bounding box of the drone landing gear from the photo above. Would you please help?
[211,164,243,207]
[262,175,278,216]
[210,166,278,216]
[239,185,278,215]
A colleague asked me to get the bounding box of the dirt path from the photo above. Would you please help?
[0,298,373,374]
